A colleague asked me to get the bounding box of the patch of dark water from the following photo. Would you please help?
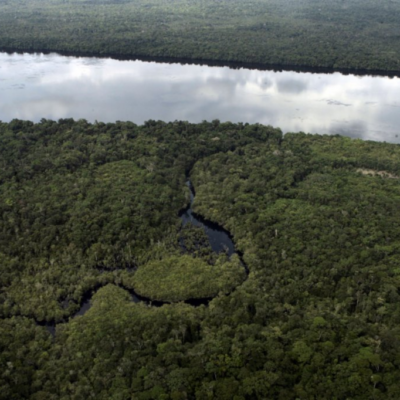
[179,181,236,256]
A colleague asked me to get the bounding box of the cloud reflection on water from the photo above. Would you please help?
[0,52,399,143]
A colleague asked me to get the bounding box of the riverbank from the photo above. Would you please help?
[2,47,400,78]
[1,0,400,76]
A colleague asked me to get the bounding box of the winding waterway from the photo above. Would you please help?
[37,179,245,336]
[1,52,400,143]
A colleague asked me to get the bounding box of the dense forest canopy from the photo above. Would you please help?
[0,0,400,73]
[2,119,400,398]
[2,0,400,397]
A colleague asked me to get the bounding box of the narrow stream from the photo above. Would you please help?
[179,180,236,256]
[35,178,247,336]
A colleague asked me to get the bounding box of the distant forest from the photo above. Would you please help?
[2,119,400,399]
[0,0,400,73]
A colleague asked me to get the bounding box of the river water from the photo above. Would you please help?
[180,181,235,256]
[1,52,400,143]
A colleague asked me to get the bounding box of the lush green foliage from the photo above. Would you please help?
[0,118,276,321]
[2,119,400,399]
[0,317,51,399]
[1,0,400,73]
[132,254,245,302]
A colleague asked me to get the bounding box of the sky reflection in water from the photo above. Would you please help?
[1,52,399,143]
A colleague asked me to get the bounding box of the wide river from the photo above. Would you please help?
[1,52,400,143]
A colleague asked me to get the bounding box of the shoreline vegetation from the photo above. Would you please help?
[2,47,400,78]
[2,119,400,398]
[1,0,400,76]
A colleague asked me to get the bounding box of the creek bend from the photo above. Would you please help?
[35,179,248,336]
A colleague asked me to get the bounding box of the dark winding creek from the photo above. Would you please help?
[180,181,236,256]
[35,179,247,336]
[1,52,400,143]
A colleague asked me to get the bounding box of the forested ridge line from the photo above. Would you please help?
[2,118,400,399]
[1,0,400,75]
